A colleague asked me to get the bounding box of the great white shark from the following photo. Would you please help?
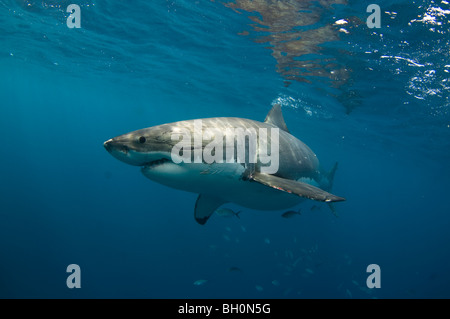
[104,104,345,224]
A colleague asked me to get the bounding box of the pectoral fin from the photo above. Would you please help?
[252,172,345,203]
[194,194,226,225]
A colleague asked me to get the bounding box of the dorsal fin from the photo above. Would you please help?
[264,104,289,133]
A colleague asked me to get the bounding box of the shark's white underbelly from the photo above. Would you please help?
[141,162,303,210]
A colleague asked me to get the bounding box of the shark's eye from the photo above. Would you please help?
[138,136,146,144]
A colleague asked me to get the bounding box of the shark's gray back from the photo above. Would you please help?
[165,116,320,181]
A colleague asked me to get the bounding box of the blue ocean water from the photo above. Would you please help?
[0,0,449,299]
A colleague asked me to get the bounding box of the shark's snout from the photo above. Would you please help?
[104,138,130,155]
[103,139,113,151]
[104,134,166,166]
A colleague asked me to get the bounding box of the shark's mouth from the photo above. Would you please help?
[144,158,171,168]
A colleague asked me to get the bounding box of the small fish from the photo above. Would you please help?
[228,267,242,273]
[193,279,207,286]
[215,208,241,219]
[223,234,231,241]
[293,257,302,267]
[310,205,321,211]
[271,280,280,286]
[264,238,271,244]
[255,285,264,292]
[285,250,294,259]
[281,209,301,218]
[346,288,352,299]
[305,268,314,274]
[351,280,359,286]
[283,288,292,296]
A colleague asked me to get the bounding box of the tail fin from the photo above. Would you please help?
[327,162,338,191]
[327,203,339,217]
[325,163,340,217]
